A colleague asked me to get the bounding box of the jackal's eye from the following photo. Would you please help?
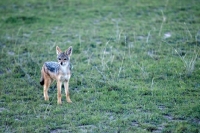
[58,58,61,60]
[64,58,67,60]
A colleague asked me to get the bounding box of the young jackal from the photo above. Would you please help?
[40,46,72,104]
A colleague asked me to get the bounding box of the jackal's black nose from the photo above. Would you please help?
[61,62,63,65]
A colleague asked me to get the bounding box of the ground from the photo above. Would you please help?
[0,0,200,132]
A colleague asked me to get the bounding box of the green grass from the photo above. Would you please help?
[0,0,200,132]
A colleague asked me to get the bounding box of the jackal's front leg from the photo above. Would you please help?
[64,82,72,103]
[57,81,62,104]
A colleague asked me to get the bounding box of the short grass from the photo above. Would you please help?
[0,0,200,132]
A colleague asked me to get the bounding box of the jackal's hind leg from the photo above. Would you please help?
[43,77,51,101]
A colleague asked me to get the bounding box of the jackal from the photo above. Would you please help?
[40,46,72,104]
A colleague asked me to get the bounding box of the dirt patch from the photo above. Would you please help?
[0,108,9,113]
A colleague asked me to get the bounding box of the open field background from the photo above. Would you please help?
[0,0,200,132]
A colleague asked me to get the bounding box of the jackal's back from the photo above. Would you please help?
[40,62,60,86]
[44,61,60,73]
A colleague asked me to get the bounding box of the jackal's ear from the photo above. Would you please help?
[66,46,72,56]
[56,46,62,55]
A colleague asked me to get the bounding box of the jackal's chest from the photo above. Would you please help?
[59,74,70,82]
[58,66,71,82]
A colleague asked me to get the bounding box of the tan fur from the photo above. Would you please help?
[40,46,72,104]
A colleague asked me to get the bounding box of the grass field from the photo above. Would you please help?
[0,0,200,132]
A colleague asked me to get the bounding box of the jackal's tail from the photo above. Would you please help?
[40,67,45,85]
[40,76,44,85]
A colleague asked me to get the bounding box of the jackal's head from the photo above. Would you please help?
[56,46,72,66]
